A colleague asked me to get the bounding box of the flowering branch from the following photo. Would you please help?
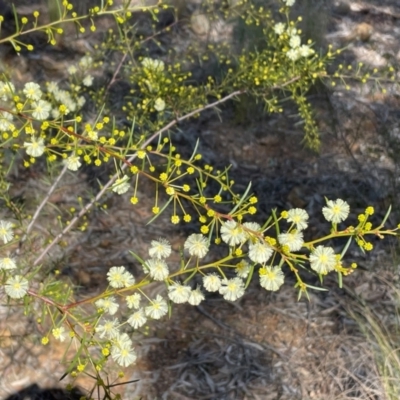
[32,89,245,266]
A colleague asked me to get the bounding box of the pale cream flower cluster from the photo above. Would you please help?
[141,57,165,72]
[322,199,350,224]
[184,233,210,258]
[272,7,315,62]
[5,275,29,299]
[0,220,14,244]
[3,56,92,160]
[283,0,295,7]
[111,175,130,195]
[92,261,180,367]
[309,245,337,274]
[64,153,82,171]
[202,273,245,301]
[47,80,85,118]
[24,136,46,157]
[168,282,205,305]
[141,57,167,112]
[0,221,29,299]
[259,266,285,291]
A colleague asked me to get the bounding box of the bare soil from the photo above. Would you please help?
[1,0,400,399]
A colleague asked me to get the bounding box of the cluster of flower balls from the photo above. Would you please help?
[0,221,29,299]
[87,198,350,367]
[0,55,93,161]
[0,198,351,367]
[272,0,315,62]
[0,199,350,302]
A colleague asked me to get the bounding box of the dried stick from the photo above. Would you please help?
[16,164,69,256]
[27,165,69,236]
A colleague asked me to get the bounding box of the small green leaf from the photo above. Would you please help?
[245,263,255,289]
[381,204,392,226]
[304,283,328,291]
[128,250,146,266]
[337,271,343,288]
[272,209,281,236]
[146,196,173,225]
[189,138,200,162]
[229,181,252,215]
[340,236,352,259]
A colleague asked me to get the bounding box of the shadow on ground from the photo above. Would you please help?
[3,384,84,400]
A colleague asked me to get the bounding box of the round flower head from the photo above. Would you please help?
[5,275,29,299]
[235,260,251,279]
[248,241,274,264]
[149,238,171,259]
[32,100,51,120]
[322,199,350,224]
[188,287,205,306]
[220,220,247,246]
[309,246,337,274]
[126,293,141,309]
[278,231,304,252]
[47,81,59,94]
[299,44,315,58]
[286,48,300,61]
[95,297,119,315]
[63,100,75,113]
[145,258,169,281]
[113,332,132,348]
[88,130,98,141]
[95,318,120,339]
[65,154,82,171]
[141,57,164,72]
[0,110,14,131]
[203,274,222,292]
[111,344,137,367]
[107,266,126,288]
[24,136,45,157]
[184,233,209,258]
[0,220,14,244]
[79,55,93,69]
[127,309,147,329]
[154,98,165,112]
[112,175,130,195]
[243,222,261,239]
[289,35,301,49]
[107,266,135,288]
[284,0,295,6]
[83,75,93,87]
[0,257,17,270]
[77,96,85,108]
[67,65,77,75]
[219,277,245,301]
[168,282,191,304]
[52,326,66,342]
[274,22,286,35]
[145,294,168,320]
[259,266,284,291]
[111,334,137,367]
[287,208,309,231]
[23,82,42,100]
[0,81,15,100]
[121,270,135,287]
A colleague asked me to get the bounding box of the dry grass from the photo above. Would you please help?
[344,272,400,400]
[127,275,395,399]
